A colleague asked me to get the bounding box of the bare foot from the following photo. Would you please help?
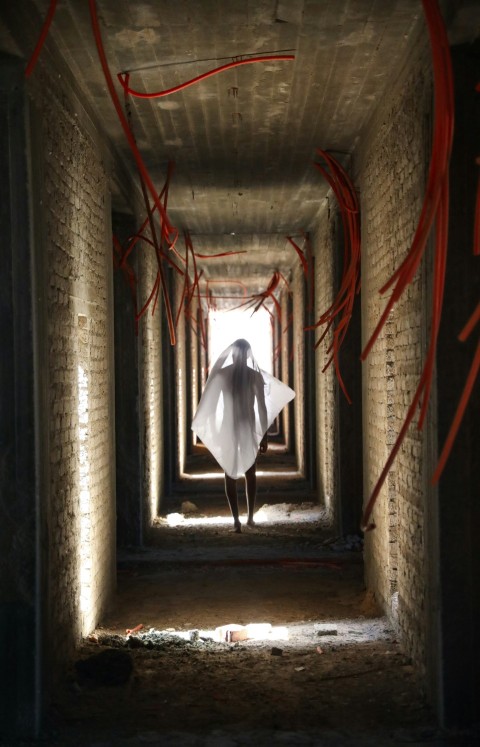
[246,518,256,528]
[232,520,242,533]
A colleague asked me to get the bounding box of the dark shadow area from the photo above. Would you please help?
[41,506,473,746]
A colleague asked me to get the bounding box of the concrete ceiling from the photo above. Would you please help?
[2,1,477,295]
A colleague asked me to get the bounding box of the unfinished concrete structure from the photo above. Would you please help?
[0,0,479,740]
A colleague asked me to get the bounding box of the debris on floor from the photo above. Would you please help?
[125,623,143,635]
[51,507,447,745]
[181,500,199,514]
[323,533,364,552]
[118,628,228,650]
[90,622,291,652]
[314,623,338,636]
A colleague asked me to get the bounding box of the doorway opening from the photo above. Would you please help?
[182,304,296,486]
[208,306,273,374]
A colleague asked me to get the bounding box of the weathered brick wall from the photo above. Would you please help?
[291,265,305,475]
[27,62,116,659]
[312,203,337,520]
[356,31,431,667]
[280,290,292,448]
[175,273,188,479]
[137,233,165,525]
[188,301,200,455]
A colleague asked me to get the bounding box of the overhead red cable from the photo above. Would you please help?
[175,233,191,331]
[89,1,177,250]
[135,234,184,275]
[121,74,177,342]
[307,151,361,403]
[194,250,247,259]
[117,55,295,99]
[183,232,207,348]
[287,236,309,277]
[25,0,58,77]
[136,170,176,343]
[234,271,286,320]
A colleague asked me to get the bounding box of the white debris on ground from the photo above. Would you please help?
[93,616,394,653]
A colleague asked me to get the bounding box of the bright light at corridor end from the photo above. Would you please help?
[208,308,273,373]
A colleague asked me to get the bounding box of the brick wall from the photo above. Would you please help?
[291,265,305,475]
[356,31,431,667]
[137,235,165,526]
[27,61,116,660]
[175,273,188,479]
[280,290,292,447]
[312,202,338,520]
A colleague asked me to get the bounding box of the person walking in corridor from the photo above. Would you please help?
[192,338,295,532]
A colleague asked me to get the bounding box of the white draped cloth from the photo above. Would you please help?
[192,339,295,479]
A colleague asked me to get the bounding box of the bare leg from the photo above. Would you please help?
[225,474,241,532]
[245,463,257,526]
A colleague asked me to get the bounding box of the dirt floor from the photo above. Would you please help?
[24,500,479,746]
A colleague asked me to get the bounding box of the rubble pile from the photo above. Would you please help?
[96,628,229,651]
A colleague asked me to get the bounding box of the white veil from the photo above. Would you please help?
[192,338,295,479]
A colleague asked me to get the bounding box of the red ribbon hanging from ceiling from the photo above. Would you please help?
[25,0,58,77]
[307,151,361,404]
[117,55,295,99]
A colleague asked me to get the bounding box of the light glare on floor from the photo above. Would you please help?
[164,502,323,528]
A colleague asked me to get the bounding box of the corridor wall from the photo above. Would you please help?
[291,264,306,475]
[356,28,480,724]
[357,26,432,674]
[0,6,137,734]
[136,229,166,526]
[312,203,337,520]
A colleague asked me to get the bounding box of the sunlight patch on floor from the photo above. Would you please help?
[162,502,323,528]
[115,618,391,650]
